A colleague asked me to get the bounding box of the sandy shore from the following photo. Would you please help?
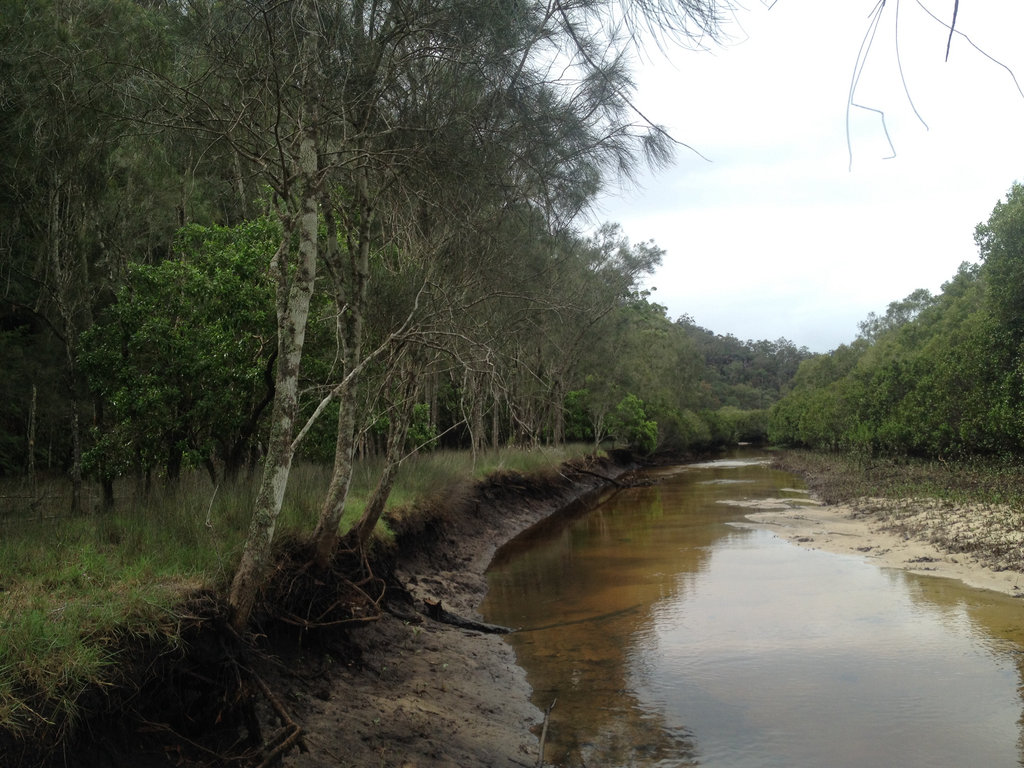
[734,495,1024,597]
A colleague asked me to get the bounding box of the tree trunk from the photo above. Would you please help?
[166,432,184,485]
[94,396,115,510]
[350,415,404,547]
[228,0,321,631]
[224,349,277,481]
[491,384,501,450]
[311,380,358,567]
[310,169,371,565]
[552,380,566,446]
[462,370,485,466]
[68,402,83,514]
[350,367,418,548]
[28,385,39,519]
[50,179,87,515]
[229,175,316,630]
[27,385,36,479]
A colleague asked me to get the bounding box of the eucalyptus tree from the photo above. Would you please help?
[167,0,324,627]
[304,1,663,553]
[158,0,541,612]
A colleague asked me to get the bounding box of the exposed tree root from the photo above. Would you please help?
[7,540,394,768]
[251,674,303,768]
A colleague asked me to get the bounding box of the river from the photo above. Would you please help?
[480,452,1024,767]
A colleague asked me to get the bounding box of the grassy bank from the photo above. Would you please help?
[773,449,1024,509]
[0,445,595,746]
[774,449,1024,573]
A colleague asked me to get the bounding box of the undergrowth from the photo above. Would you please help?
[0,444,595,747]
[774,449,1024,573]
[773,449,1024,510]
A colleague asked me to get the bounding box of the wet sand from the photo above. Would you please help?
[734,496,1024,597]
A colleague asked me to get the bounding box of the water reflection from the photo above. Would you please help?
[481,452,1024,767]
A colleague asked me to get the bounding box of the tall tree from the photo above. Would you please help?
[139,0,726,627]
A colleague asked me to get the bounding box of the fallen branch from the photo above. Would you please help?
[572,466,626,487]
[536,698,556,768]
[512,603,642,634]
[423,599,512,634]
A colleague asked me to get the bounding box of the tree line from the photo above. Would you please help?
[2,0,812,627]
[769,182,1024,459]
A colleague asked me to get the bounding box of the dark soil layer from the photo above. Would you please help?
[9,453,633,768]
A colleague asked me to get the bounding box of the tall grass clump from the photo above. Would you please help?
[382,444,598,520]
[0,472,260,739]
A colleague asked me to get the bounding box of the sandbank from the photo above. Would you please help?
[732,497,1024,597]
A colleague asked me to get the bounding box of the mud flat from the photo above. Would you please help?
[735,495,1024,597]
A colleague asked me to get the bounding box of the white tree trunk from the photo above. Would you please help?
[229,133,318,630]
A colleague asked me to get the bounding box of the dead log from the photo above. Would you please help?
[422,599,511,634]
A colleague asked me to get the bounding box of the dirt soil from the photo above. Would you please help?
[263,460,633,768]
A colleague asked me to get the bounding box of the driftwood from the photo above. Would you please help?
[422,599,512,634]
[536,698,556,768]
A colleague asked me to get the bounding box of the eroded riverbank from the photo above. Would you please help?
[276,458,633,768]
[287,451,1024,767]
[290,450,1024,767]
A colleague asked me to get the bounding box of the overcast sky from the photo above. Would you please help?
[594,0,1024,352]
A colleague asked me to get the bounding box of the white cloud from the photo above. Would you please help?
[596,0,1024,351]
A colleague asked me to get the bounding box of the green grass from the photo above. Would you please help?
[0,443,597,739]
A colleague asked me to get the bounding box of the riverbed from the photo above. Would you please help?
[481,453,1024,767]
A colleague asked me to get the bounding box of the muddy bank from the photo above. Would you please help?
[271,456,634,768]
[274,450,1024,766]
[733,454,1024,597]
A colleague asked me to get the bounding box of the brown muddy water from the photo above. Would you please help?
[480,452,1024,767]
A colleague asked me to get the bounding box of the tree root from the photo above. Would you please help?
[251,674,304,768]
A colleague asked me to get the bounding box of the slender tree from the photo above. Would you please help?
[131,0,727,626]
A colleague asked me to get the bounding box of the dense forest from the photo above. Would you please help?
[769,181,1024,460]
[0,0,815,628]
